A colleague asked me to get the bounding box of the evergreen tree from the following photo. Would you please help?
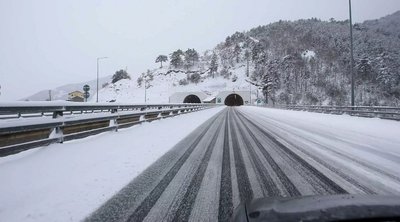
[112,69,131,83]
[244,50,251,77]
[233,44,242,63]
[252,43,264,64]
[155,55,168,68]
[189,73,201,84]
[184,48,200,67]
[137,76,143,87]
[209,53,219,78]
[170,49,184,68]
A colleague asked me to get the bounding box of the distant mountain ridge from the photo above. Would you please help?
[363,11,400,39]
[22,76,112,101]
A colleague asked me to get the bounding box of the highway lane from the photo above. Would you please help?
[86,107,400,222]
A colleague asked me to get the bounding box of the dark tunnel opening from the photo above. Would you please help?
[183,94,201,103]
[224,94,244,106]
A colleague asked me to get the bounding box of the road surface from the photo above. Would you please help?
[87,107,400,222]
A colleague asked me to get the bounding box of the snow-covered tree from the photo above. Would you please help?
[112,69,130,83]
[233,44,242,63]
[155,55,168,68]
[170,49,184,68]
[244,50,251,77]
[209,53,219,78]
[184,48,200,68]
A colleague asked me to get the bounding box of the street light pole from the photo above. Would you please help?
[96,57,108,103]
[249,83,252,105]
[144,74,147,103]
[349,0,355,107]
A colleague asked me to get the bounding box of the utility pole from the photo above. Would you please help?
[145,79,147,103]
[143,73,147,103]
[246,57,250,77]
[48,90,52,101]
[256,88,259,106]
[249,83,252,105]
[349,0,355,107]
[96,57,108,103]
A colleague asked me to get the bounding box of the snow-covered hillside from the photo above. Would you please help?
[24,10,400,105]
[93,65,256,103]
[93,10,400,106]
[23,76,112,101]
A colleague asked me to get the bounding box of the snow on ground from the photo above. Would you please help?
[240,106,400,192]
[242,106,400,146]
[92,64,256,104]
[0,106,225,222]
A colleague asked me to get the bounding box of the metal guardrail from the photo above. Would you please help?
[278,105,400,121]
[0,103,213,119]
[0,103,215,157]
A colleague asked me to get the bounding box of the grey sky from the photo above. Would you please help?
[0,0,399,101]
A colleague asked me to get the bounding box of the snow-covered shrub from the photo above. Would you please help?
[232,75,238,82]
[179,79,189,86]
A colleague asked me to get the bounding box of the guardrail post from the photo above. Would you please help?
[109,119,118,132]
[49,127,64,143]
[52,111,63,119]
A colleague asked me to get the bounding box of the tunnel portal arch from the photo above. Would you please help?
[224,94,244,106]
[183,94,201,103]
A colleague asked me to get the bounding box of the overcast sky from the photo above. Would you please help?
[0,0,399,101]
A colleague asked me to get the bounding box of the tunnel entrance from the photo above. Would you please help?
[224,94,244,106]
[183,94,201,103]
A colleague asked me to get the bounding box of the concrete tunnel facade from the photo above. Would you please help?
[169,92,208,103]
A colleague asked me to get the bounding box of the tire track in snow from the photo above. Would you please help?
[231,109,282,197]
[242,108,400,185]
[171,116,224,221]
[238,109,381,194]
[87,107,400,222]
[229,109,254,203]
[236,110,348,195]
[233,109,301,197]
[126,110,225,222]
[218,111,233,222]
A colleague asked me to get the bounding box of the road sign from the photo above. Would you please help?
[83,84,90,92]
[84,91,90,99]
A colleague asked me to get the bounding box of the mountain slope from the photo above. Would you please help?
[363,11,400,39]
[23,76,112,101]
[98,10,400,106]
[26,11,400,106]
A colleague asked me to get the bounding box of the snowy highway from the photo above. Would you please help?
[87,107,400,222]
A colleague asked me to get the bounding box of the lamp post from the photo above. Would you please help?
[349,0,355,107]
[249,83,252,105]
[143,73,147,103]
[96,57,108,103]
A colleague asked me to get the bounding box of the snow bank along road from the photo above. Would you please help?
[87,106,400,222]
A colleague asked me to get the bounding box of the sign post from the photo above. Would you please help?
[83,85,90,102]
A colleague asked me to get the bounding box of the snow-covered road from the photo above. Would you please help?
[0,106,225,222]
[88,106,400,222]
[1,106,400,222]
